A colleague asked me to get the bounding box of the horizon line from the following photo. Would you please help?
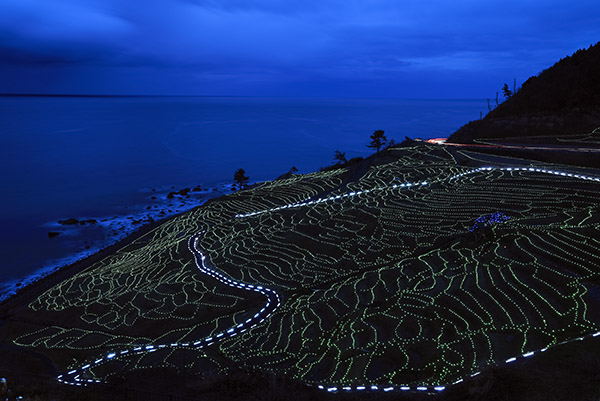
[0,93,487,101]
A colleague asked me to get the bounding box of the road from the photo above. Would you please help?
[425,138,600,153]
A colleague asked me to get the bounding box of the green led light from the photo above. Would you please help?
[10,145,600,391]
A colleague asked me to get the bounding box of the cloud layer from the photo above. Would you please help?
[1,0,598,96]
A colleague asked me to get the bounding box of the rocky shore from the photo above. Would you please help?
[0,182,235,306]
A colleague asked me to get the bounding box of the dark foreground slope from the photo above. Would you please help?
[2,144,600,401]
[449,42,600,144]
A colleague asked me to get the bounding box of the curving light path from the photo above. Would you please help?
[236,166,600,220]
[56,165,600,394]
[57,232,281,387]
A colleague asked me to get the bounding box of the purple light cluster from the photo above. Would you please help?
[469,212,510,232]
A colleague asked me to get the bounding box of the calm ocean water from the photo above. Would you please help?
[0,96,483,299]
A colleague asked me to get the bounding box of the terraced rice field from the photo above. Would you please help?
[7,144,600,394]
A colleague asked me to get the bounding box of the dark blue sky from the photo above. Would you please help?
[1,0,598,98]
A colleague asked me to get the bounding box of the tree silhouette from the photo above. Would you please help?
[333,150,347,164]
[367,130,387,152]
[233,168,249,190]
[502,83,513,99]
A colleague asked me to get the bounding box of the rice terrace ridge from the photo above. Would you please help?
[2,142,600,399]
[3,0,600,397]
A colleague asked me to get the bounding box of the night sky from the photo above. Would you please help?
[1,0,598,98]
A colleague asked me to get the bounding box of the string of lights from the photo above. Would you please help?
[13,146,600,395]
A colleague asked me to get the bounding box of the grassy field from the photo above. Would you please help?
[2,143,600,399]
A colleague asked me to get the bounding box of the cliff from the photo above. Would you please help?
[449,41,600,143]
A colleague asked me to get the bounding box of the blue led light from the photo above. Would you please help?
[469,212,511,232]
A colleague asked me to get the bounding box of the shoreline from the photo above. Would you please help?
[0,209,186,316]
[0,183,242,316]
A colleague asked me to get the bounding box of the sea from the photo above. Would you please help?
[0,96,483,301]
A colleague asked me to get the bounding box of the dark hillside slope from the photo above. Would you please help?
[3,145,600,401]
[450,42,600,143]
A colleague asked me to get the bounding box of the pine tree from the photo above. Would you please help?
[233,168,249,190]
[367,130,387,152]
[333,150,347,164]
[502,83,513,99]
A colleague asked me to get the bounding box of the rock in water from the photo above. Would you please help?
[58,218,79,225]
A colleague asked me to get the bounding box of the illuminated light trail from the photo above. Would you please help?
[449,166,600,182]
[57,231,281,387]
[54,225,462,393]
[51,159,600,393]
[235,180,431,218]
[236,166,600,219]
[313,303,600,395]
[228,164,600,394]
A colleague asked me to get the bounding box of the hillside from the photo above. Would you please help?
[2,144,600,400]
[449,42,600,144]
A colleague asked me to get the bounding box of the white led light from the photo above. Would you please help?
[61,170,600,389]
